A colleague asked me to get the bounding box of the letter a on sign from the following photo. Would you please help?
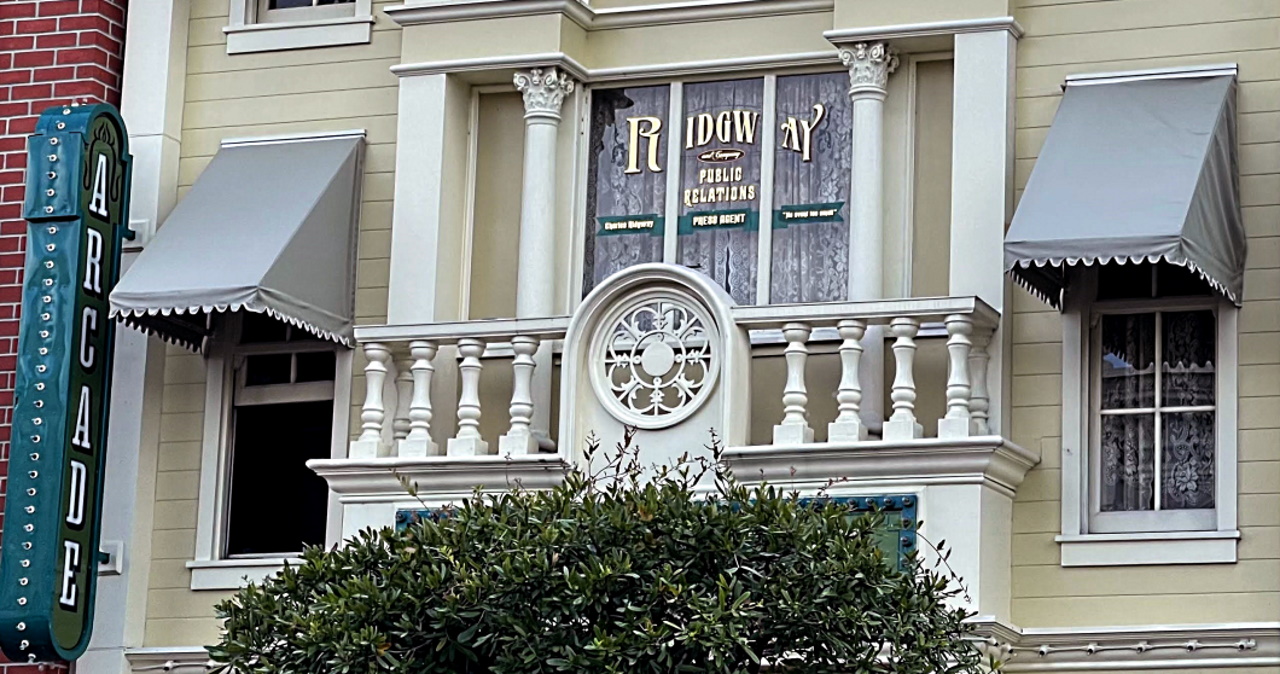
[88,153,109,218]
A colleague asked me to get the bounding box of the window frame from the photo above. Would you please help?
[566,56,924,310]
[1057,268,1239,566]
[225,0,373,55]
[188,313,354,589]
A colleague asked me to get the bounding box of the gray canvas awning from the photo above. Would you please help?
[1004,69,1244,309]
[111,134,362,349]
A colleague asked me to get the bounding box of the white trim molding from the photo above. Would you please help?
[224,0,373,54]
[971,620,1280,671]
[1056,530,1240,567]
[824,16,1023,45]
[185,557,300,591]
[384,0,833,31]
[125,647,215,673]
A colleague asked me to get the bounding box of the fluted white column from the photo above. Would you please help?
[351,342,391,458]
[938,314,976,438]
[773,323,814,445]
[499,335,540,455]
[840,42,898,435]
[400,340,439,457]
[883,317,923,441]
[828,319,867,442]
[514,67,576,451]
[448,338,489,456]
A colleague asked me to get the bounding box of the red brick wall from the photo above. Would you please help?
[0,0,126,669]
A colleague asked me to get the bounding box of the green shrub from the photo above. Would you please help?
[209,433,986,673]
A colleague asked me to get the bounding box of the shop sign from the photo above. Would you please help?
[0,104,132,662]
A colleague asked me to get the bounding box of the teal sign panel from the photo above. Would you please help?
[0,104,132,662]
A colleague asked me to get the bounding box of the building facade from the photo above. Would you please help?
[15,0,1280,671]
[0,0,126,671]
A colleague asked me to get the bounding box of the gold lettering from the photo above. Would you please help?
[697,114,714,147]
[781,103,826,162]
[715,111,732,143]
[734,110,759,144]
[625,116,664,174]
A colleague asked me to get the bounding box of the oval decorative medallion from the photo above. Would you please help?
[590,290,720,429]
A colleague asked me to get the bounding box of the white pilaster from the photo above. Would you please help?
[840,43,897,436]
[80,1,188,672]
[950,29,1016,435]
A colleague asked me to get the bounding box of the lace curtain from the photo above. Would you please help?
[1099,310,1215,513]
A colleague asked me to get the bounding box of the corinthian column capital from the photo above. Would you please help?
[839,42,899,99]
[514,67,577,121]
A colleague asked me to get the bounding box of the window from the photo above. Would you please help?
[582,73,853,305]
[1059,264,1239,566]
[225,0,373,55]
[189,313,351,589]
[224,313,337,557]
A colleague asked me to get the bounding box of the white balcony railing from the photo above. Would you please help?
[345,295,999,462]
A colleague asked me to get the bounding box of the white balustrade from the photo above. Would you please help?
[828,319,867,442]
[883,316,924,441]
[499,335,540,455]
[938,314,976,439]
[351,342,391,459]
[393,358,412,442]
[400,340,438,457]
[448,338,489,457]
[773,323,814,444]
[969,330,992,435]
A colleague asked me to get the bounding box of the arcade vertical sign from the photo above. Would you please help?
[0,104,131,662]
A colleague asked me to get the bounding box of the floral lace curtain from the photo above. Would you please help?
[1099,310,1215,513]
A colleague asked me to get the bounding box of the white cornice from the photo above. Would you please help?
[391,50,840,82]
[384,0,833,31]
[970,620,1280,671]
[723,436,1038,498]
[824,16,1022,45]
[124,647,214,672]
[308,454,571,502]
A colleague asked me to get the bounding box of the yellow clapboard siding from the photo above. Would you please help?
[150,529,197,562]
[1014,559,1280,599]
[1240,460,1280,495]
[1014,591,1280,627]
[146,589,230,619]
[1016,467,1061,504]
[186,59,399,102]
[143,618,224,649]
[179,116,399,158]
[163,353,206,385]
[153,469,199,502]
[148,559,193,591]
[183,87,400,130]
[1019,19,1280,69]
[153,500,199,531]
[187,31,402,76]
[1011,342,1062,375]
[161,383,205,414]
[158,441,203,473]
[160,412,204,443]
[1018,0,1279,37]
[1017,49,1280,100]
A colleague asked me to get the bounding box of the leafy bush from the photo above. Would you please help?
[209,433,985,673]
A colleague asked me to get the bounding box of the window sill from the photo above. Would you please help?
[186,557,301,591]
[224,15,374,55]
[1056,530,1240,567]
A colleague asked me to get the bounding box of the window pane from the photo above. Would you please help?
[1162,310,1215,407]
[1156,263,1214,298]
[1100,313,1156,409]
[296,351,336,383]
[240,312,289,344]
[1100,413,1155,512]
[269,0,314,8]
[769,72,852,303]
[582,86,669,295]
[677,78,763,305]
[225,401,333,556]
[244,353,292,386]
[1162,411,1215,510]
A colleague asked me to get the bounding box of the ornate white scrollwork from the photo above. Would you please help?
[590,290,720,429]
[839,42,899,96]
[514,67,576,120]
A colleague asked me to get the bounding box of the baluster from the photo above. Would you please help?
[938,314,976,438]
[448,338,489,456]
[351,342,391,458]
[400,340,439,457]
[773,323,814,444]
[499,335,540,455]
[883,317,923,441]
[393,355,412,443]
[828,319,867,442]
[969,329,992,435]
